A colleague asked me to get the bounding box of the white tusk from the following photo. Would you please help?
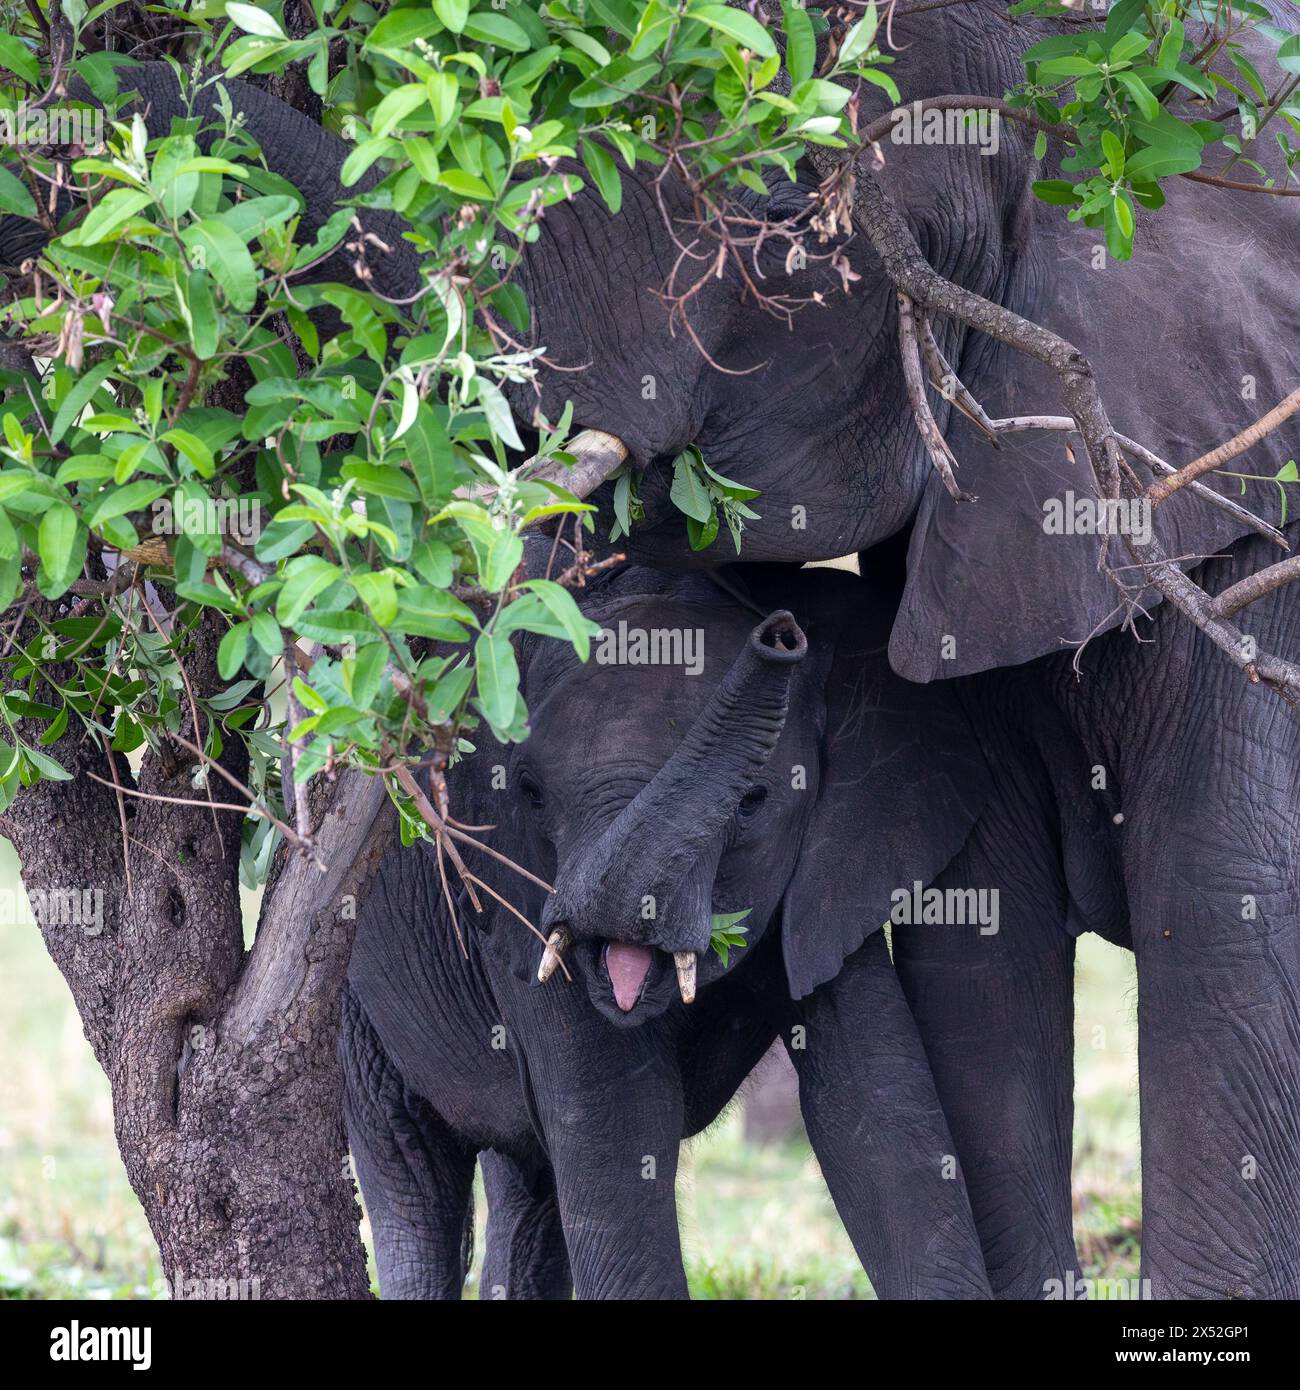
[460,429,629,504]
[674,951,697,1005]
[538,927,571,983]
[526,428,628,497]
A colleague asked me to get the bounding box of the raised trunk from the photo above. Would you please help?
[545,610,806,949]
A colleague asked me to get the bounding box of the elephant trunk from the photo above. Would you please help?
[542,610,806,970]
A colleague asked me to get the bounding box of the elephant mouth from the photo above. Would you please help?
[605,941,656,1011]
[537,923,737,1026]
[538,937,719,1027]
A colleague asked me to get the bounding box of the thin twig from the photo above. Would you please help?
[1148,386,1300,504]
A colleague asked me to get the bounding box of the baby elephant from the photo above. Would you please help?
[341,561,992,1299]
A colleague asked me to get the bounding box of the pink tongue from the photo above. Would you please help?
[606,943,654,1011]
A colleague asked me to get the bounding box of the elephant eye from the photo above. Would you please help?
[738,785,768,817]
[518,773,545,812]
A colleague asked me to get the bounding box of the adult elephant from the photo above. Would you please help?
[2,6,1294,1298]
[342,558,992,1299]
[495,7,1300,1298]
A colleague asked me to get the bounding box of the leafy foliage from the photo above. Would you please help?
[710,907,751,965]
[1012,0,1300,258]
[0,0,891,869]
[0,0,1291,867]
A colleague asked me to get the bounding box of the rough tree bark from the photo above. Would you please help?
[0,0,407,1302]
[1,600,392,1297]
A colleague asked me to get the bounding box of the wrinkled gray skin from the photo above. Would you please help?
[3,2,1296,1298]
[343,562,992,1299]
[503,6,1300,1300]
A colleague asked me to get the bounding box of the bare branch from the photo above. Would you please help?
[1148,385,1300,504]
[896,290,971,500]
[1211,555,1300,620]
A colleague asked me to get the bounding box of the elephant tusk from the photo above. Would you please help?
[674,951,697,1005]
[461,429,629,504]
[537,927,571,983]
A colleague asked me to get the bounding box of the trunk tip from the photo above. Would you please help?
[751,610,806,663]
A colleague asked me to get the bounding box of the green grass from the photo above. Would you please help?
[0,835,1140,1299]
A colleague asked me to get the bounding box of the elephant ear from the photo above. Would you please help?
[756,570,992,1000]
[888,133,1298,683]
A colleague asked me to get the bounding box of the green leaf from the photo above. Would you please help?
[581,139,623,214]
[371,83,429,139]
[226,2,286,39]
[0,165,37,219]
[783,1,815,86]
[217,621,250,679]
[838,4,879,66]
[709,908,751,965]
[341,459,421,501]
[1101,128,1126,177]
[434,0,470,33]
[182,218,258,312]
[86,480,167,528]
[1125,142,1203,181]
[22,744,73,782]
[50,358,117,445]
[404,405,462,508]
[352,571,398,626]
[1117,71,1159,121]
[181,269,220,360]
[367,7,443,47]
[37,503,84,597]
[151,134,200,221]
[0,33,41,86]
[251,610,282,657]
[475,378,522,451]
[162,428,214,477]
[392,585,477,638]
[670,449,713,523]
[520,578,601,661]
[1032,179,1078,206]
[474,629,520,729]
[692,4,777,59]
[436,169,495,199]
[64,188,153,245]
[346,641,389,711]
[276,555,341,626]
[462,13,531,52]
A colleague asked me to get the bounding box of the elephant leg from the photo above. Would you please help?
[892,798,1082,1299]
[786,930,992,1299]
[515,1005,689,1300]
[340,986,476,1299]
[478,1150,572,1301]
[1123,755,1300,1297]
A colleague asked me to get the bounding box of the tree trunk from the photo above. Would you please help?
[1,610,391,1298]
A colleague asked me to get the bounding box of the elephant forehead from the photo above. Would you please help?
[525,598,757,694]
[530,641,729,742]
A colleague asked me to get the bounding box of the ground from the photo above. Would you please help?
[0,839,1141,1300]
